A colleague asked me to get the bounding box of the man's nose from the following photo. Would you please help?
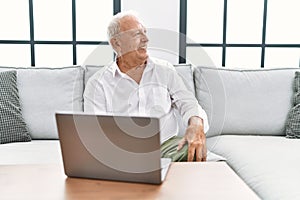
[141,33,149,42]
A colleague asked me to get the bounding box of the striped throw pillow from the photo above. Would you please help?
[286,71,300,139]
[0,71,31,144]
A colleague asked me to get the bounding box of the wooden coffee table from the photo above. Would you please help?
[0,162,260,200]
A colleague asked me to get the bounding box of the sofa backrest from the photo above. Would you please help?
[2,63,295,139]
[0,66,84,139]
[194,66,299,137]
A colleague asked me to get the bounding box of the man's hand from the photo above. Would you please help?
[177,116,207,162]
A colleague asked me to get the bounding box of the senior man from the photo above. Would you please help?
[84,11,209,162]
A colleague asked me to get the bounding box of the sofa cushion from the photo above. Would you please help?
[285,71,300,138]
[0,71,31,144]
[0,66,84,139]
[84,65,103,85]
[173,64,195,95]
[195,67,299,137]
[207,135,300,200]
[0,140,62,164]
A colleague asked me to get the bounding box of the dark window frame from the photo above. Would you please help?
[180,0,300,67]
[1,0,299,67]
[0,0,121,67]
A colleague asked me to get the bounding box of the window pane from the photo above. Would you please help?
[77,45,114,66]
[265,48,300,68]
[0,0,30,40]
[33,0,72,40]
[227,0,264,44]
[0,44,31,67]
[35,45,73,67]
[201,47,223,67]
[226,47,261,68]
[266,0,300,44]
[187,0,223,43]
[76,0,113,41]
[186,47,222,67]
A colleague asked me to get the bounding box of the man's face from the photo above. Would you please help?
[117,16,149,64]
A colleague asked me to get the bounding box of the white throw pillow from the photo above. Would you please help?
[0,66,84,139]
[195,66,299,137]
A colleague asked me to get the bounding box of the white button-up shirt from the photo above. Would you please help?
[84,57,209,143]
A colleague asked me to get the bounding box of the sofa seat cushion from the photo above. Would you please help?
[0,140,62,165]
[207,135,300,200]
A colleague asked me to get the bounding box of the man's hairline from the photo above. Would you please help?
[108,12,145,40]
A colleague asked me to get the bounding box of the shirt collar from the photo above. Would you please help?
[108,57,154,78]
[108,61,123,78]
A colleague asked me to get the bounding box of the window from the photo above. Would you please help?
[187,0,223,44]
[265,48,300,68]
[0,0,119,67]
[264,0,300,68]
[0,44,31,66]
[33,0,72,41]
[0,0,30,40]
[77,45,114,66]
[227,0,263,44]
[186,47,222,67]
[76,0,113,41]
[1,1,299,68]
[185,0,300,68]
[35,45,73,66]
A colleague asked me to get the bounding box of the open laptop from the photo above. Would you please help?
[55,112,171,184]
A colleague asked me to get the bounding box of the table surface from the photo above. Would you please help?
[0,162,260,200]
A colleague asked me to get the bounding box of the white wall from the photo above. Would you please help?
[122,0,180,64]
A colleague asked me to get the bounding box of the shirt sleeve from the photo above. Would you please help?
[83,77,107,114]
[167,65,209,133]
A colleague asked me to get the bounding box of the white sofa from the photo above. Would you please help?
[196,67,300,200]
[0,65,300,200]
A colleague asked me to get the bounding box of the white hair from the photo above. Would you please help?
[107,10,141,43]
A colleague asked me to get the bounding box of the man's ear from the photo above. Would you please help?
[110,38,121,53]
[111,38,120,48]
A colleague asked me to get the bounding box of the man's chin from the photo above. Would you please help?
[137,51,149,61]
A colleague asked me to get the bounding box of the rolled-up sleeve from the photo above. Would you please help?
[168,67,209,133]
